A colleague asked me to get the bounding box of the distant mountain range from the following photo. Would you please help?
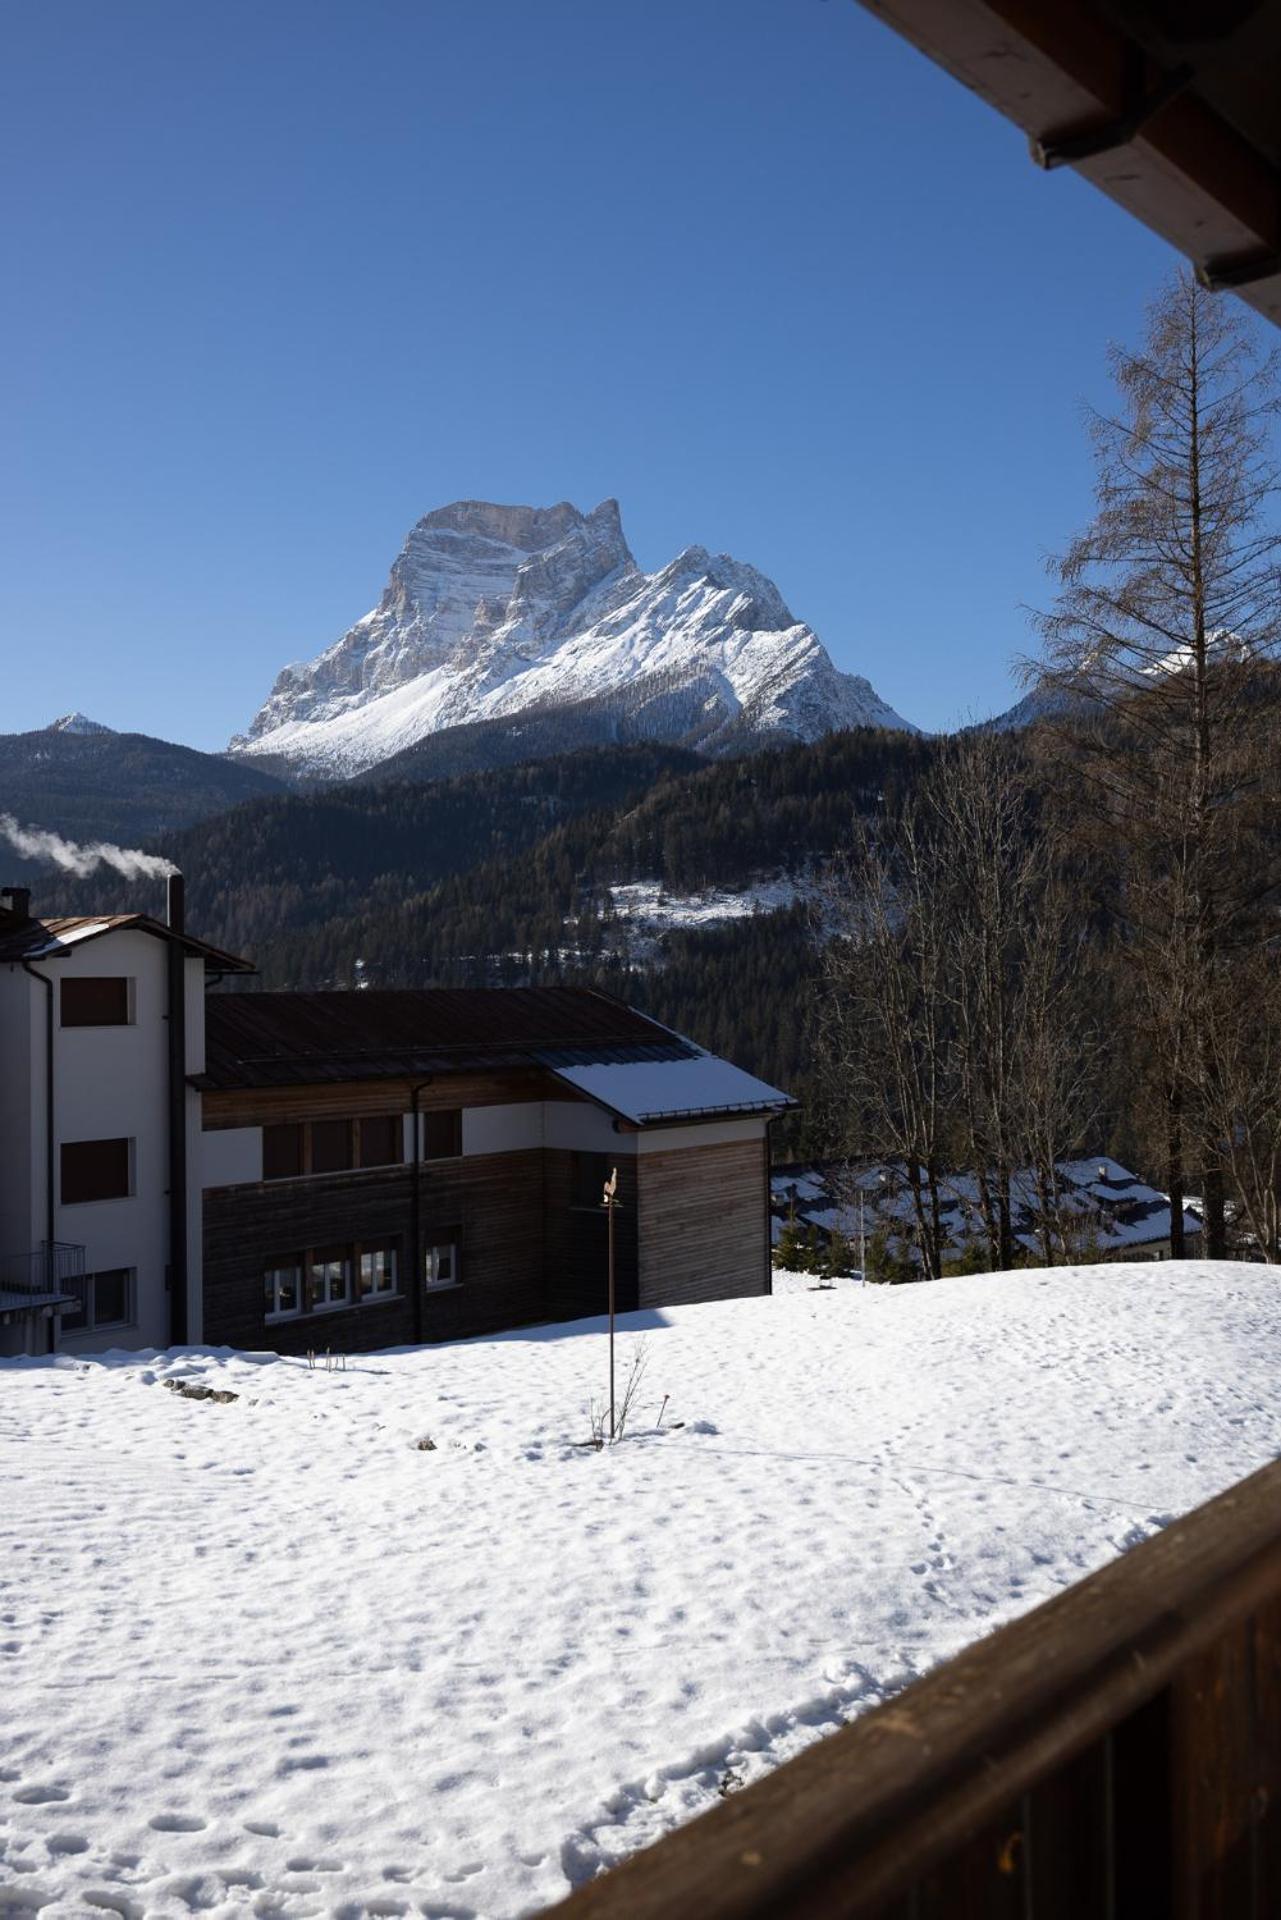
[5,501,1065,859]
[0,720,286,866]
[228,498,918,777]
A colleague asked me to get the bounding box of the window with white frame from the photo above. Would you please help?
[61,1267,135,1334]
[357,1243,398,1300]
[264,1240,401,1323]
[424,1238,459,1289]
[264,1261,303,1321]
[307,1246,351,1312]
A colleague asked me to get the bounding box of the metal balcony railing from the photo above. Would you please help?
[0,1241,85,1300]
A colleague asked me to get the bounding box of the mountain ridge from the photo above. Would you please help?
[229,497,917,776]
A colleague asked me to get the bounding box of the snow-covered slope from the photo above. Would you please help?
[2,1262,1277,1916]
[230,499,916,777]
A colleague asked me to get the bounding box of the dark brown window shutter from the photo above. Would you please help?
[61,1138,131,1204]
[421,1108,462,1160]
[61,977,130,1027]
[263,1123,304,1180]
[358,1115,403,1168]
[310,1118,354,1174]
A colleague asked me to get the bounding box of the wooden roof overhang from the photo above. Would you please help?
[857,0,1281,328]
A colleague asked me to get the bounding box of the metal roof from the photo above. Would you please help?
[198,986,696,1090]
[549,1054,795,1124]
[0,913,254,974]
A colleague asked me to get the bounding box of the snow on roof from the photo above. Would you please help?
[773,1155,1201,1259]
[552,1052,793,1124]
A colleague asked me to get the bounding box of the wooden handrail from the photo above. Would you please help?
[548,1457,1281,1918]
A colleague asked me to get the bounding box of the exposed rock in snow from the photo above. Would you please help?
[230,499,917,777]
[46,712,115,736]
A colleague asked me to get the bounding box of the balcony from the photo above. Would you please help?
[551,1457,1281,1919]
[0,1241,85,1321]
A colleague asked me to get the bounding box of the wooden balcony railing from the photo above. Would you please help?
[550,1457,1281,1920]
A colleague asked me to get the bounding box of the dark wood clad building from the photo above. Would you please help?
[195,987,793,1354]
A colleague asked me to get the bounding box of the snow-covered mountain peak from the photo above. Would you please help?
[47,712,115,736]
[231,498,916,776]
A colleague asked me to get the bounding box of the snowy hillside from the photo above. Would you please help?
[3,1261,1277,1917]
[230,499,916,777]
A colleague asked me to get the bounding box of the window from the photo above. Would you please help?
[265,1261,303,1321]
[358,1243,398,1299]
[308,1245,352,1311]
[421,1109,462,1160]
[358,1115,403,1169]
[262,1116,405,1180]
[61,1268,135,1334]
[424,1237,460,1289]
[61,977,131,1027]
[310,1119,354,1175]
[264,1239,400,1323]
[571,1151,611,1210]
[263,1123,304,1181]
[61,1137,132,1205]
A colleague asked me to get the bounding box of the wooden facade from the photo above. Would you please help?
[202,1092,770,1353]
[202,1147,551,1354]
[544,1150,640,1325]
[201,1068,556,1130]
[638,1138,770,1306]
[195,987,788,1352]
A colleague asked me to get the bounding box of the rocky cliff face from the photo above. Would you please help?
[231,498,915,776]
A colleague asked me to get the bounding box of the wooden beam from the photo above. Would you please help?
[856,0,1281,327]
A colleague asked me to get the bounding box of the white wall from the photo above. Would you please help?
[635,1116,768,1155]
[461,1103,544,1156]
[201,1126,263,1189]
[48,930,172,1351]
[0,966,40,1267]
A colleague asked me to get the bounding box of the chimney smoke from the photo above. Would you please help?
[0,813,176,882]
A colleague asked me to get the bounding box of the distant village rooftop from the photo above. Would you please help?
[774,1154,1202,1265]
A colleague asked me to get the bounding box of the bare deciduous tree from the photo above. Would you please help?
[818,798,952,1278]
[820,733,1096,1274]
[1198,954,1281,1263]
[1030,269,1281,1256]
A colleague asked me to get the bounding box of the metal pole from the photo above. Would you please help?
[859,1191,866,1279]
[608,1181,616,1440]
[604,1165,618,1439]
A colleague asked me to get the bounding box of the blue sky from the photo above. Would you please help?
[2,0,1197,748]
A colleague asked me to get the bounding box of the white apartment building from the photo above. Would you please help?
[0,880,252,1356]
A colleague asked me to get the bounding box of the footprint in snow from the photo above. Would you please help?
[149,1812,207,1833]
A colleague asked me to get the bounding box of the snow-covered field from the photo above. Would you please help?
[3,1261,1279,1918]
